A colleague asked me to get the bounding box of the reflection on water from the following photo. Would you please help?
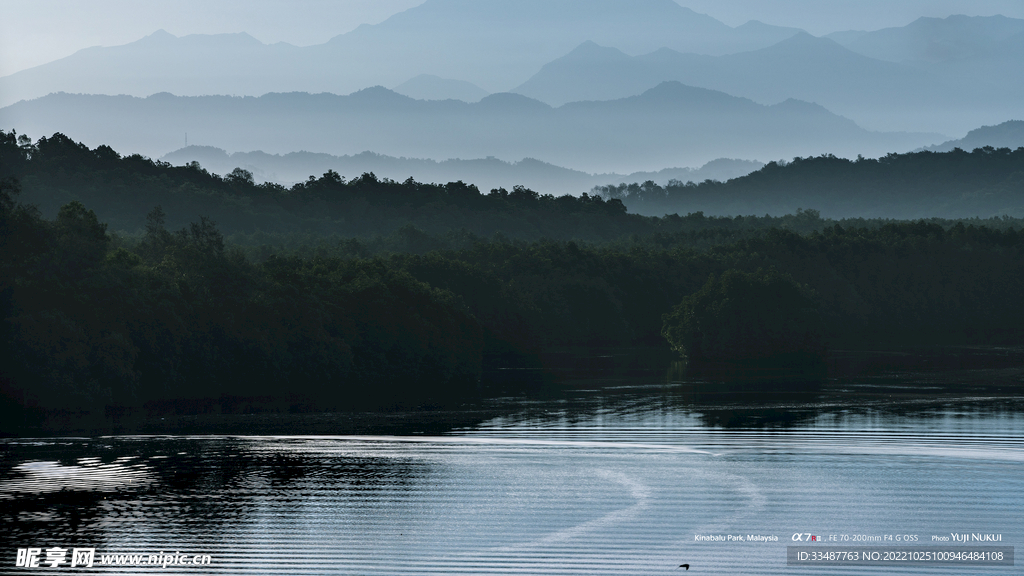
[1,347,1023,575]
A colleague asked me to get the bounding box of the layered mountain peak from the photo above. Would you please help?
[0,0,801,108]
[560,41,633,63]
[758,31,848,55]
[828,13,1024,62]
[134,29,266,48]
[140,29,176,42]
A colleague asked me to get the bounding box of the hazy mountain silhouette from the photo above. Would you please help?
[160,145,763,194]
[0,30,310,109]
[0,0,801,108]
[0,83,939,174]
[827,15,1024,63]
[516,33,922,109]
[513,31,1022,135]
[822,15,1024,135]
[922,120,1024,152]
[392,75,489,102]
[516,33,925,117]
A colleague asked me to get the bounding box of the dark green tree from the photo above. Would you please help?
[662,268,826,369]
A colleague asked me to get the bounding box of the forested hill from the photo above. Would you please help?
[4,130,1024,432]
[3,132,1024,245]
[3,170,1024,433]
[594,147,1024,218]
[0,131,634,242]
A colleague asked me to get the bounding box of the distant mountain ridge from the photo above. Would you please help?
[0,0,801,108]
[392,75,489,102]
[0,83,940,174]
[159,145,764,195]
[512,27,1024,135]
[514,32,917,107]
[826,15,1024,63]
[3,7,1020,142]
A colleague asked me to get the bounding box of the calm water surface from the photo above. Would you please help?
[2,351,1023,575]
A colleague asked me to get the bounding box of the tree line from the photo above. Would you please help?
[593,148,1024,218]
[2,131,1024,432]
[4,131,1022,245]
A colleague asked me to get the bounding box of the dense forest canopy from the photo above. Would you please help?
[2,130,1024,432]
[661,268,826,365]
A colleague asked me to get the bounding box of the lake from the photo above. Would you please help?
[2,347,1022,574]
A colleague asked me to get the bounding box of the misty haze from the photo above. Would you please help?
[2,2,1023,575]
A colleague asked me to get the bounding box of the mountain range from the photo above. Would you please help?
[0,0,801,109]
[392,75,490,103]
[511,22,1024,135]
[3,2,1023,175]
[159,145,764,195]
[826,14,1024,63]
[1,6,1021,138]
[0,83,939,174]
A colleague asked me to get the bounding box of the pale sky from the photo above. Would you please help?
[4,0,1024,77]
